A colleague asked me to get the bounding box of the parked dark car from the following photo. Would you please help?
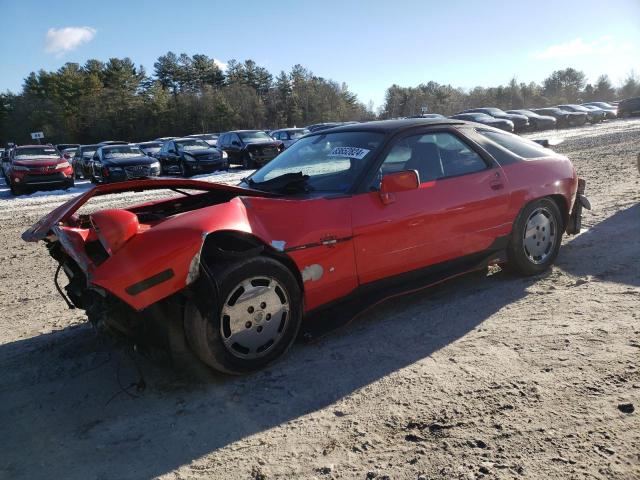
[582,102,617,119]
[137,141,163,158]
[531,108,587,128]
[450,112,514,132]
[557,105,604,124]
[458,108,529,132]
[270,128,310,149]
[506,110,557,130]
[55,143,79,155]
[187,133,219,147]
[90,144,161,183]
[157,138,227,176]
[72,144,100,178]
[6,145,74,195]
[617,97,640,117]
[217,130,283,168]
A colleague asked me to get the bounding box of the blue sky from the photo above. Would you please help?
[0,0,638,108]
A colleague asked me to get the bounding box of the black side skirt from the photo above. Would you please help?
[300,236,509,340]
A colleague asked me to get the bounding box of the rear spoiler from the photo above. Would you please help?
[22,178,275,242]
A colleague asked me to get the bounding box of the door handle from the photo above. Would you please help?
[490,180,504,190]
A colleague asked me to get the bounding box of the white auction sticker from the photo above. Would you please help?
[328,146,370,160]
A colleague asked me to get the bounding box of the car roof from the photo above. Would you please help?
[18,144,56,148]
[312,118,466,135]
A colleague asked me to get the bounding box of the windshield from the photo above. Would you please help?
[103,146,143,159]
[176,139,209,151]
[247,131,384,193]
[238,131,273,142]
[14,147,59,160]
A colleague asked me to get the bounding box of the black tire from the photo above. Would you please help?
[9,183,24,196]
[242,153,255,169]
[506,198,563,276]
[184,256,302,375]
[179,162,191,177]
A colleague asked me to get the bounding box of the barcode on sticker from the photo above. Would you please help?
[328,147,370,160]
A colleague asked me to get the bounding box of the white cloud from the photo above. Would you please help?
[533,36,631,60]
[44,26,96,56]
[214,58,228,71]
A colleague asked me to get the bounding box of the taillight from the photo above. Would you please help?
[56,161,71,169]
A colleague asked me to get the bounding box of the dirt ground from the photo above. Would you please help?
[0,120,638,480]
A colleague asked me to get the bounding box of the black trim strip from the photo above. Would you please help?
[125,269,175,296]
[300,235,509,340]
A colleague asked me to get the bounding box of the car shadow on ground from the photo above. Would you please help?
[0,206,635,479]
[556,203,639,287]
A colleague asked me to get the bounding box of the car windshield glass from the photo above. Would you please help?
[247,131,384,193]
[81,149,97,157]
[238,131,272,142]
[176,139,209,151]
[103,146,142,158]
[140,142,161,148]
[14,147,58,159]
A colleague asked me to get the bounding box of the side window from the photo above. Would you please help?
[477,130,552,159]
[231,133,241,144]
[376,132,487,186]
[434,133,487,177]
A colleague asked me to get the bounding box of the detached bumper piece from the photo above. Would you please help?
[566,178,590,234]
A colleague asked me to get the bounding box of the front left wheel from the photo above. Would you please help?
[184,256,303,375]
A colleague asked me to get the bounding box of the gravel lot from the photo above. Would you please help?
[0,120,638,480]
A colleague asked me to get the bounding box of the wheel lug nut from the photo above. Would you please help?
[260,302,266,309]
[257,326,263,333]
[266,313,271,321]
[248,306,254,314]
[245,321,252,329]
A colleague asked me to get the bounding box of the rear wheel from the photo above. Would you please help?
[506,198,563,276]
[184,256,302,375]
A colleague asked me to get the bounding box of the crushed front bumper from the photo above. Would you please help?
[566,178,590,234]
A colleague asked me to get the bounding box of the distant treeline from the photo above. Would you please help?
[0,51,638,144]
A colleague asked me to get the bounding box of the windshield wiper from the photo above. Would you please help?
[246,172,312,193]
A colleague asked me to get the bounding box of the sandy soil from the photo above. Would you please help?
[0,120,638,480]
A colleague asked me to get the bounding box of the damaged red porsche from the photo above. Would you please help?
[23,119,590,374]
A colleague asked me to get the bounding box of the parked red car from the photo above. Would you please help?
[24,119,589,374]
[7,145,74,195]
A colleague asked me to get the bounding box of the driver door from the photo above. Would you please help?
[351,130,511,285]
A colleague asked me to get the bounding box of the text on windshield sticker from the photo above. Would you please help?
[328,147,370,160]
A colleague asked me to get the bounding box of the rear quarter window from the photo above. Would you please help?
[478,130,553,159]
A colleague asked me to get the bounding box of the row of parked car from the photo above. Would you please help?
[3,97,639,195]
[432,100,626,133]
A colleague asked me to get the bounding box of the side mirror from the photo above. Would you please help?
[168,149,176,154]
[379,170,420,205]
[231,140,240,147]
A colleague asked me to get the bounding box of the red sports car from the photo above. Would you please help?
[23,119,589,374]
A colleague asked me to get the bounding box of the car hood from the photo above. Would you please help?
[182,148,220,157]
[102,155,157,166]
[245,141,280,149]
[22,178,276,242]
[13,158,60,168]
